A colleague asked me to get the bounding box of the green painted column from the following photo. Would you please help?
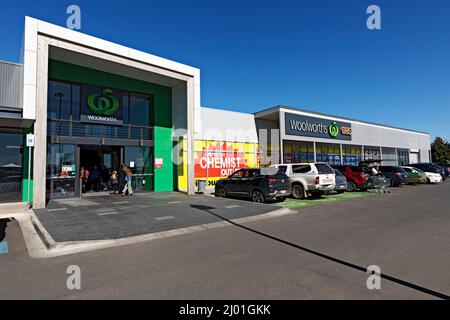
[22,127,34,202]
[153,90,173,192]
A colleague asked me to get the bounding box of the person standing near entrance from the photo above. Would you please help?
[110,170,119,194]
[121,167,134,196]
[80,166,90,193]
[118,164,127,194]
[90,166,101,192]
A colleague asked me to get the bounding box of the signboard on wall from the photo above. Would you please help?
[80,85,124,125]
[285,113,352,141]
[154,158,164,169]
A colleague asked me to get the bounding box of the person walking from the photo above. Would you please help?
[121,167,134,196]
[118,164,127,194]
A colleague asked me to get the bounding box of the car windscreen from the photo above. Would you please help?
[334,169,343,176]
[260,167,279,176]
[394,167,407,173]
[315,163,334,174]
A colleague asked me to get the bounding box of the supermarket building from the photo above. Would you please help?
[0,17,431,208]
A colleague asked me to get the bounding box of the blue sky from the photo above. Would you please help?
[0,0,449,139]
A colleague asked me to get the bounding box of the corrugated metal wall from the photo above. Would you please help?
[0,61,23,110]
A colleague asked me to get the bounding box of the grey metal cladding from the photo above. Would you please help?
[0,61,23,110]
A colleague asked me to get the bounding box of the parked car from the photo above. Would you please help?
[401,166,428,184]
[333,169,348,194]
[332,165,368,192]
[378,166,409,186]
[424,171,443,183]
[406,163,446,182]
[215,167,291,203]
[436,165,447,181]
[439,164,450,177]
[271,163,335,199]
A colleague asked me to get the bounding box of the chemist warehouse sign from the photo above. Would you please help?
[285,113,353,141]
[194,142,252,186]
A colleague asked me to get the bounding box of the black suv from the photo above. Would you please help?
[378,166,409,186]
[215,167,291,203]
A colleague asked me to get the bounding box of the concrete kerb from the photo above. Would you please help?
[17,205,295,259]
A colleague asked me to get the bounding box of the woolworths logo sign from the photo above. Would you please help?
[87,89,119,116]
[81,86,124,125]
[285,113,352,141]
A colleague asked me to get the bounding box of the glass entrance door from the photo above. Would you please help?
[79,145,122,195]
[124,146,154,192]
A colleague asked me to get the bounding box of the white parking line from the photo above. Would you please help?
[112,201,128,205]
[98,212,118,216]
[155,216,176,221]
[46,208,67,212]
[168,201,181,204]
[225,205,240,209]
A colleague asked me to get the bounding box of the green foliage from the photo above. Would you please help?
[431,137,450,164]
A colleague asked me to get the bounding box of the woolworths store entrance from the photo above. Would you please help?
[45,64,159,201]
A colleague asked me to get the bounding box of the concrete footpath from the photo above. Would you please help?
[4,192,293,258]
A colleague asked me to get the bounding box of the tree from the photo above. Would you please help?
[431,137,450,164]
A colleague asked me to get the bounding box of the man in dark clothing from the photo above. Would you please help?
[118,164,127,195]
[0,219,8,242]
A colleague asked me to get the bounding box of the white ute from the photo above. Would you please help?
[271,163,336,199]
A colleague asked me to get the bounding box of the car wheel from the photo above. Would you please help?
[215,187,227,198]
[292,184,305,199]
[251,190,265,203]
[427,177,431,184]
[346,181,356,192]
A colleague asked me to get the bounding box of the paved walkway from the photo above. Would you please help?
[33,192,278,242]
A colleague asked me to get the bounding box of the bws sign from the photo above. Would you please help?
[285,113,352,141]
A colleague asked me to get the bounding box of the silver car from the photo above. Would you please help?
[333,169,347,194]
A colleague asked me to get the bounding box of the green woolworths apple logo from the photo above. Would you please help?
[87,89,119,116]
[329,122,339,138]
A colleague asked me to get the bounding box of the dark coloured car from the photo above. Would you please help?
[333,169,347,194]
[215,167,291,203]
[407,163,446,181]
[436,165,447,181]
[439,164,450,177]
[378,166,409,186]
[332,165,368,192]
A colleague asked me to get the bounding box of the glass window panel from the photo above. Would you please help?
[46,144,76,199]
[130,95,151,127]
[0,130,23,203]
[125,146,154,192]
[123,95,129,124]
[71,85,80,121]
[48,80,71,120]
